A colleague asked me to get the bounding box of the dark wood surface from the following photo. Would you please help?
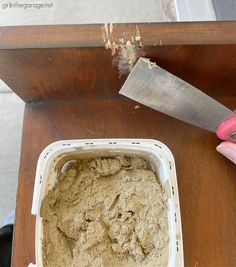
[0,22,236,103]
[0,45,236,103]
[0,22,235,49]
[13,97,236,267]
[0,22,235,267]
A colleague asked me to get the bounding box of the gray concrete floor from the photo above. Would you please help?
[0,0,177,25]
[0,85,24,226]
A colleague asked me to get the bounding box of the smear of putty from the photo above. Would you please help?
[41,156,169,267]
[102,23,144,76]
[142,58,158,69]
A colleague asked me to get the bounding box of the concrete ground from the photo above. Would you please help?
[0,82,24,226]
[0,0,177,25]
[0,0,233,226]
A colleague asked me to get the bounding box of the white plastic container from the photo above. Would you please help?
[30,139,184,267]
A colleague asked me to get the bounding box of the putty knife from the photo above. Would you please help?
[119,57,236,143]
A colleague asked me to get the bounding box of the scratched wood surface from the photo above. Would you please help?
[0,22,235,267]
[0,22,236,102]
[0,45,235,102]
[0,22,235,49]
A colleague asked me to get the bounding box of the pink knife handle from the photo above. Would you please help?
[216,116,236,143]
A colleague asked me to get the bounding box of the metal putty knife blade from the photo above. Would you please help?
[119,57,234,132]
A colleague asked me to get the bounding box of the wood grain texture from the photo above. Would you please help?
[0,45,235,103]
[13,97,236,267]
[0,22,236,49]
